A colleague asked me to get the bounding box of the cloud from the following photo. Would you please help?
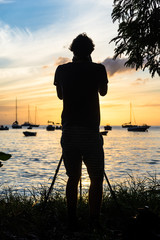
[132,78,149,86]
[101,103,124,108]
[54,57,71,66]
[139,103,160,107]
[0,0,14,4]
[102,57,135,76]
[0,57,12,67]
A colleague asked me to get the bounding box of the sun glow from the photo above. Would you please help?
[0,1,159,126]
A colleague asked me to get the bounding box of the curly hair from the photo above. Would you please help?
[69,33,95,57]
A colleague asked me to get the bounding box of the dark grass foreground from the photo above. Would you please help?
[1,175,160,240]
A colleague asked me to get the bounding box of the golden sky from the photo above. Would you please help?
[0,0,160,126]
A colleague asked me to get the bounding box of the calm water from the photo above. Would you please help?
[0,126,160,194]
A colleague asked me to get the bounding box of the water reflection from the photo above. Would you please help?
[0,126,160,194]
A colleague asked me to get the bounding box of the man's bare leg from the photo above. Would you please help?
[89,176,103,228]
[66,176,80,229]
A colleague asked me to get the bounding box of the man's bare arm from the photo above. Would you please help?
[56,85,63,100]
[98,64,108,96]
[99,82,108,96]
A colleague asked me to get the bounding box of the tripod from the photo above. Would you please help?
[44,155,118,206]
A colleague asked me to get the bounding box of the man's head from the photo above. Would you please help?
[69,33,95,57]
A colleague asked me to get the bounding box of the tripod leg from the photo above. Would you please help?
[79,174,82,200]
[104,171,118,205]
[45,155,63,204]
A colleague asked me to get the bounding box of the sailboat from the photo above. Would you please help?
[21,106,39,127]
[122,103,150,132]
[21,105,31,127]
[12,98,22,129]
[30,107,39,127]
[128,124,150,132]
[122,103,135,128]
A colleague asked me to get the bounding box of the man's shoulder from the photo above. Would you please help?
[57,62,72,69]
[90,62,106,73]
[92,62,105,68]
[56,62,105,73]
[56,62,73,73]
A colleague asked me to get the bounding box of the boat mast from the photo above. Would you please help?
[28,105,30,123]
[130,102,132,124]
[35,107,37,125]
[16,98,17,122]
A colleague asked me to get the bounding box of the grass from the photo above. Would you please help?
[0,175,160,240]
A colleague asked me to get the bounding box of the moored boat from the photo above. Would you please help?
[0,125,9,130]
[127,124,150,132]
[123,103,150,131]
[21,106,39,128]
[12,98,22,129]
[46,121,55,131]
[46,125,55,131]
[23,131,37,136]
[30,124,39,127]
[12,121,22,129]
[122,122,135,128]
[122,103,135,128]
[104,125,112,130]
[21,122,31,127]
[55,123,62,130]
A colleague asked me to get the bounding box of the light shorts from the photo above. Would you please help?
[61,126,104,179]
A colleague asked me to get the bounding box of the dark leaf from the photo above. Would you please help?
[0,152,12,161]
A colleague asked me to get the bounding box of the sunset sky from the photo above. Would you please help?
[0,0,160,126]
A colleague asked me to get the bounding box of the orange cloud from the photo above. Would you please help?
[138,103,160,107]
[102,57,135,76]
[54,57,71,66]
[132,78,149,86]
[42,65,49,69]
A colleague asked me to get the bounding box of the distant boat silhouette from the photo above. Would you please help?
[30,107,39,127]
[23,131,37,136]
[122,103,135,128]
[0,125,9,130]
[128,124,150,132]
[12,98,22,129]
[104,124,112,130]
[55,123,62,130]
[122,103,150,131]
[46,121,55,131]
[22,106,39,127]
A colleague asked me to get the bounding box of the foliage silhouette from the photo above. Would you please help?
[0,152,12,168]
[110,0,160,77]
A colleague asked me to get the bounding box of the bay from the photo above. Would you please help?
[0,126,160,194]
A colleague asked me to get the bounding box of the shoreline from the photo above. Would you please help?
[0,176,160,240]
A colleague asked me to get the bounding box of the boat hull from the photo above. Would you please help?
[30,124,39,127]
[104,125,112,130]
[23,131,37,136]
[22,122,39,127]
[46,125,55,131]
[128,125,150,132]
[12,125,22,129]
[0,125,9,130]
[122,124,134,128]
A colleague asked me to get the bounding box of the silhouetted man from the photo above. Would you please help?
[54,33,108,231]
